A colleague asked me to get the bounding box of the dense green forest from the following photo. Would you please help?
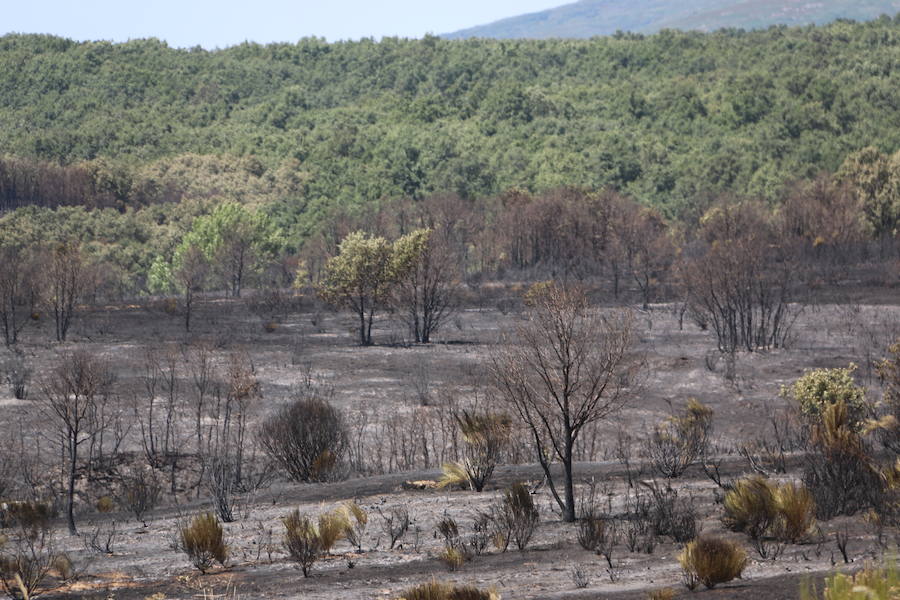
[1,19,900,299]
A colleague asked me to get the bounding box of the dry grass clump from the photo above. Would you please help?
[723,475,816,544]
[678,535,747,590]
[646,588,676,600]
[773,482,817,543]
[723,475,777,537]
[341,501,368,552]
[317,508,350,554]
[178,512,227,574]
[282,509,321,577]
[438,547,467,571]
[437,462,470,490]
[396,580,500,600]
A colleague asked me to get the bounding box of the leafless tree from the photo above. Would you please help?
[175,243,209,332]
[40,351,114,534]
[0,244,39,346]
[394,229,460,343]
[490,283,641,522]
[683,201,799,354]
[39,241,91,342]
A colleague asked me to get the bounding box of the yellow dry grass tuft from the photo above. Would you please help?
[678,535,747,590]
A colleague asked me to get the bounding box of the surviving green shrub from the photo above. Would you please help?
[801,560,899,600]
[282,510,321,577]
[178,513,227,574]
[678,535,748,590]
[782,365,868,426]
[396,580,500,600]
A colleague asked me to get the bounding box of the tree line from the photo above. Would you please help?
[2,17,900,221]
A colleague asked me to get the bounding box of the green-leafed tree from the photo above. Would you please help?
[148,237,210,331]
[318,230,429,346]
[186,201,281,297]
[837,147,899,244]
[318,231,397,346]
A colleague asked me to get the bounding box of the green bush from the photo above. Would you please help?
[782,365,868,426]
[178,513,227,574]
[801,560,899,600]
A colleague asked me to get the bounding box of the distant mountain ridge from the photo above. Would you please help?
[444,0,900,39]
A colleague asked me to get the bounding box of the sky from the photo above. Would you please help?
[2,0,566,48]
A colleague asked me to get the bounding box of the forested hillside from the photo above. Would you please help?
[1,19,900,299]
[2,18,900,224]
[444,0,900,40]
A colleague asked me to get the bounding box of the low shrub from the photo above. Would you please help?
[647,399,713,479]
[95,496,115,514]
[378,506,410,550]
[117,468,161,522]
[0,528,56,600]
[317,509,349,554]
[438,547,467,571]
[258,396,348,483]
[577,513,607,552]
[178,513,227,574]
[396,580,499,600]
[0,502,53,534]
[640,480,698,543]
[341,501,367,552]
[436,462,469,491]
[724,475,818,550]
[485,483,539,552]
[678,535,747,590]
[803,400,881,519]
[283,510,321,577]
[801,560,899,600]
[455,411,511,492]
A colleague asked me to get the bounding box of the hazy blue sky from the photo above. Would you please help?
[2,0,565,47]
